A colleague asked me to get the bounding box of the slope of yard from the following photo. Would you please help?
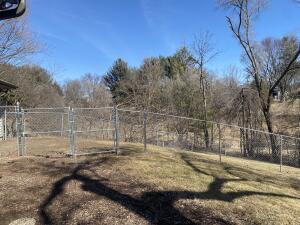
[272,100,300,135]
[0,140,300,225]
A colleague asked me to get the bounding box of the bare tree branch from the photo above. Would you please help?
[269,47,300,93]
[0,15,38,64]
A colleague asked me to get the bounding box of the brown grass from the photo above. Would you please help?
[271,100,300,134]
[0,137,299,225]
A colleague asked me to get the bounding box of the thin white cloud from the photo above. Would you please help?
[139,0,183,53]
[40,31,68,43]
[140,0,155,26]
[140,0,183,27]
[79,33,115,60]
[56,11,111,28]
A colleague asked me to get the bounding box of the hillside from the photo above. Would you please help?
[271,100,300,135]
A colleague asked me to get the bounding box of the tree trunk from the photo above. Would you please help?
[241,89,247,156]
[262,108,279,161]
[200,74,209,150]
[296,138,300,168]
[298,145,300,168]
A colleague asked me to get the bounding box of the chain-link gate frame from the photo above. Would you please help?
[68,107,118,157]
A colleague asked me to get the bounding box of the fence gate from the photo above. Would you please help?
[70,107,117,156]
[21,108,70,157]
[18,107,118,157]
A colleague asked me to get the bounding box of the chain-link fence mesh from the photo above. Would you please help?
[0,106,18,157]
[0,106,299,171]
[71,107,116,156]
[118,109,144,144]
[282,136,300,167]
[116,109,300,170]
[22,107,70,157]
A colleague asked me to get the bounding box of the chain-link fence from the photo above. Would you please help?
[0,106,118,157]
[70,107,116,156]
[117,109,300,171]
[0,106,299,171]
[22,107,70,157]
[0,105,18,157]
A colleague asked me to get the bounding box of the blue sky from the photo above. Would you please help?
[28,0,300,83]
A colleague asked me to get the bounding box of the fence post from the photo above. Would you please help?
[143,111,147,152]
[69,108,76,157]
[173,133,176,147]
[113,106,120,154]
[3,108,7,140]
[16,102,24,157]
[61,113,64,137]
[211,123,214,150]
[68,108,71,155]
[218,124,221,163]
[21,108,26,156]
[280,135,283,172]
[156,130,159,146]
[15,104,18,156]
[16,103,19,156]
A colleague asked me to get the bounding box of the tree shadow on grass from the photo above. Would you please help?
[180,152,300,192]
[180,153,300,201]
[39,153,300,225]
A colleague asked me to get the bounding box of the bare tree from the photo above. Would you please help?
[219,0,300,159]
[1,64,64,107]
[228,87,264,157]
[258,37,300,101]
[81,73,112,107]
[0,16,38,65]
[212,66,241,122]
[191,32,218,149]
[64,80,85,107]
[118,58,164,111]
[64,74,112,108]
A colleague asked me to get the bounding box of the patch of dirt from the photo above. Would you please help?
[0,154,234,225]
[9,218,36,225]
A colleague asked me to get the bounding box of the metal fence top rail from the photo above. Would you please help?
[0,106,17,110]
[73,107,114,110]
[0,105,17,108]
[117,108,142,114]
[1,105,299,141]
[23,111,69,114]
[23,107,69,110]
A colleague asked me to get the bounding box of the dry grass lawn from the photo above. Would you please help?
[0,137,299,225]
